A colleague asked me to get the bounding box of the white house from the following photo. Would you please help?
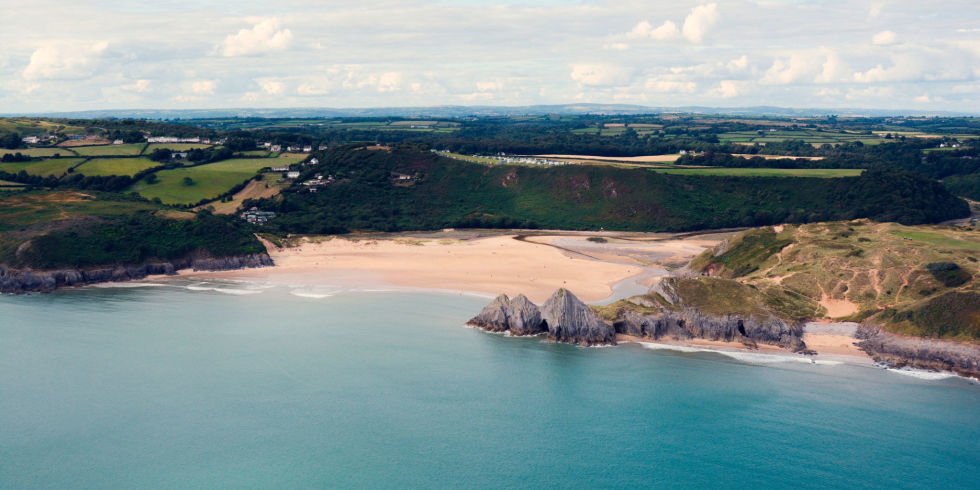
[21,136,40,144]
[287,171,301,179]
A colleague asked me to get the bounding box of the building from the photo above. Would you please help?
[171,152,188,159]
[21,136,40,144]
[112,139,124,145]
[303,145,313,152]
[240,207,276,225]
[287,171,301,179]
[270,145,282,153]
[307,158,319,166]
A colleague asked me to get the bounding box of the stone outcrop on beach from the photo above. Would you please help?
[856,325,980,379]
[468,289,614,345]
[0,254,273,294]
[540,289,616,346]
[612,305,806,351]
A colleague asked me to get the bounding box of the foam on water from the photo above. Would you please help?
[185,283,266,295]
[637,341,843,365]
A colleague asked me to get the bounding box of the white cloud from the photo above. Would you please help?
[644,78,697,93]
[222,18,293,57]
[22,41,108,80]
[376,72,403,93]
[726,55,748,72]
[763,49,850,85]
[569,63,632,87]
[476,81,503,92]
[682,3,719,43]
[259,79,284,95]
[191,80,216,95]
[604,42,631,51]
[872,30,898,46]
[625,4,717,44]
[710,80,743,98]
[121,79,152,93]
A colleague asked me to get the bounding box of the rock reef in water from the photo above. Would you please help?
[613,305,805,352]
[468,289,614,345]
[856,325,980,379]
[468,288,804,350]
[540,288,616,346]
[0,254,273,294]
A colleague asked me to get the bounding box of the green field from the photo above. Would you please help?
[0,148,77,158]
[131,158,278,205]
[71,144,147,156]
[76,157,160,177]
[720,130,886,147]
[649,167,863,178]
[237,150,272,157]
[145,143,213,152]
[0,158,87,177]
[0,179,25,190]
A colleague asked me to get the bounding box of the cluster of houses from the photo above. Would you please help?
[938,142,962,149]
[301,174,335,192]
[21,135,60,145]
[240,207,276,225]
[434,150,566,167]
[262,142,325,153]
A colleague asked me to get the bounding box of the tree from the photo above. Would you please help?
[144,174,159,184]
[182,176,195,186]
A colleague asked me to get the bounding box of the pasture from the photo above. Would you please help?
[131,158,280,205]
[649,167,863,178]
[0,158,87,177]
[145,143,213,152]
[719,129,885,147]
[72,143,147,156]
[0,148,78,158]
[75,158,160,177]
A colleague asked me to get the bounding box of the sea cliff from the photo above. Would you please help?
[0,254,273,293]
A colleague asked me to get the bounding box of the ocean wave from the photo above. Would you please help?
[185,283,265,295]
[884,367,961,381]
[637,342,842,365]
[289,289,338,299]
[91,282,169,289]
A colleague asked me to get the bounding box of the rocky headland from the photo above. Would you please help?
[468,289,615,346]
[0,254,273,294]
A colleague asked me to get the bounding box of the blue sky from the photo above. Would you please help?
[1,0,978,112]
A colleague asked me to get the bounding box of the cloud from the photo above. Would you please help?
[644,78,696,93]
[569,63,632,87]
[259,79,284,95]
[191,80,216,95]
[376,72,403,93]
[22,41,108,80]
[710,80,743,98]
[763,49,849,85]
[222,18,293,56]
[726,55,749,72]
[627,20,680,41]
[872,30,898,46]
[121,79,152,93]
[682,3,719,43]
[625,4,717,44]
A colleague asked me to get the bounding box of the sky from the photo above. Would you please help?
[0,0,978,113]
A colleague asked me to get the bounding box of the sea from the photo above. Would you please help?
[1,280,978,489]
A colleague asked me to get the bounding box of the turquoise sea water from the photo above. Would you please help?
[1,283,978,489]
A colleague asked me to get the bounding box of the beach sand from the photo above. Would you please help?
[193,231,724,303]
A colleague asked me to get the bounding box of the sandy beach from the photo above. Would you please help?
[193,230,726,303]
[184,228,872,363]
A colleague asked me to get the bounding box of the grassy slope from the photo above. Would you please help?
[0,191,264,270]
[688,222,979,340]
[130,158,283,205]
[650,168,863,178]
[71,144,147,156]
[264,147,969,233]
[76,157,160,177]
[0,158,86,177]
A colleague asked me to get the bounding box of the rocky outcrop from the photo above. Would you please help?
[467,294,545,336]
[0,254,273,294]
[613,305,805,351]
[468,289,614,345]
[541,289,616,346]
[856,325,980,379]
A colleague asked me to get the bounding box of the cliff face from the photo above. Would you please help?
[0,254,273,294]
[857,325,980,379]
[540,289,616,346]
[467,290,614,345]
[613,306,805,351]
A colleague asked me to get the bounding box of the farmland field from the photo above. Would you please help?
[0,148,78,158]
[130,158,282,205]
[0,158,87,177]
[719,129,886,146]
[649,167,863,178]
[75,157,160,177]
[145,143,213,152]
[71,144,147,156]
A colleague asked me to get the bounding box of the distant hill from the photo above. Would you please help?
[6,104,975,120]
